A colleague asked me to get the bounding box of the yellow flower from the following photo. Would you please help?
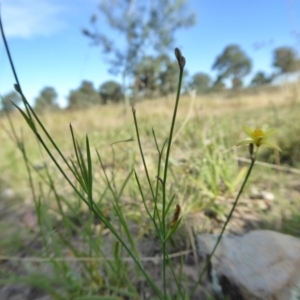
[236,125,281,151]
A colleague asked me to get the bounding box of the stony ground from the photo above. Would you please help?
[2,180,300,300]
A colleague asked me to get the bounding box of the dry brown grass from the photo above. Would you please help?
[0,80,299,197]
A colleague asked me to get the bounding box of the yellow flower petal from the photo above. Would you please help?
[237,125,280,151]
[260,140,281,151]
[236,139,253,147]
[242,126,254,138]
[264,128,278,137]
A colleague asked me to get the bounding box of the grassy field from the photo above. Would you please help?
[0,81,300,299]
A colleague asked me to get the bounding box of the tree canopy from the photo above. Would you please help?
[273,47,299,74]
[1,91,21,112]
[133,54,181,98]
[250,71,272,86]
[34,87,59,113]
[68,81,102,109]
[190,72,212,94]
[212,44,252,88]
[83,0,196,87]
[99,80,124,104]
[211,79,226,92]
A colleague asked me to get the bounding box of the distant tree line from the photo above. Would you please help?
[81,0,300,98]
[1,0,300,113]
[1,44,299,113]
[0,80,124,113]
[189,45,300,94]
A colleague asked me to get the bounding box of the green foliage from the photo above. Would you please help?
[211,77,226,92]
[158,55,180,96]
[134,54,181,98]
[250,71,272,86]
[212,44,252,88]
[190,72,212,94]
[68,81,102,109]
[232,77,243,89]
[34,87,59,113]
[134,56,161,98]
[281,212,300,238]
[99,80,123,104]
[273,46,299,74]
[83,0,196,99]
[262,108,300,168]
[1,91,21,112]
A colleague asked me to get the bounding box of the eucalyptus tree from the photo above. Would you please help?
[68,81,102,109]
[34,87,59,113]
[83,0,196,101]
[191,72,212,94]
[250,71,272,86]
[273,46,299,75]
[212,44,252,89]
[99,80,124,104]
[1,91,21,113]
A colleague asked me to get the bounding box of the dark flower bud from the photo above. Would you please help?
[14,83,21,93]
[174,48,186,69]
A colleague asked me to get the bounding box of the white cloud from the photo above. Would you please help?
[1,0,68,39]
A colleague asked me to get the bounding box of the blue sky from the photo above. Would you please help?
[0,0,299,107]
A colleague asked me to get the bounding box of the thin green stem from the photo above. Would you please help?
[132,107,155,199]
[162,68,184,231]
[191,153,256,296]
[161,65,184,297]
[96,151,163,299]
[152,131,167,229]
[134,171,161,240]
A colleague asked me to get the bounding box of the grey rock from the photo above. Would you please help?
[0,188,15,200]
[197,230,300,300]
